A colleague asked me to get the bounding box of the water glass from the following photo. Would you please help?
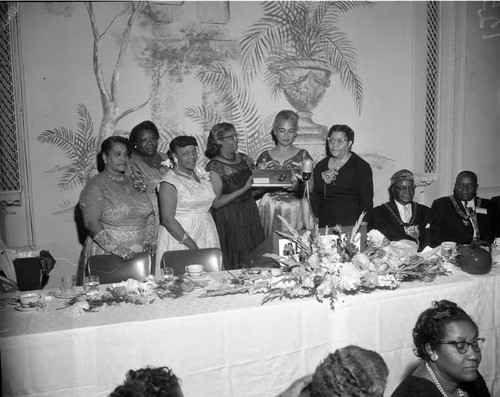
[162,267,175,285]
[61,275,76,297]
[84,275,100,296]
[441,241,456,261]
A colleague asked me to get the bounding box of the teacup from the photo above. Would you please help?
[19,292,44,308]
[185,264,204,277]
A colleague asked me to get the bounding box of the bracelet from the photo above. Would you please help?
[178,232,189,245]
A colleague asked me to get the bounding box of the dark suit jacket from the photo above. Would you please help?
[430,195,500,247]
[366,201,432,251]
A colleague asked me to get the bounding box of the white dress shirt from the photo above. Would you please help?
[395,201,412,223]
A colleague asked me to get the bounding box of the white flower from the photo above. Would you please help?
[367,229,386,245]
[195,167,211,182]
[161,159,172,168]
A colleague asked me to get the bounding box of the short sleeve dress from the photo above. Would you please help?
[155,170,220,274]
[206,155,265,269]
[256,149,316,237]
[79,172,156,265]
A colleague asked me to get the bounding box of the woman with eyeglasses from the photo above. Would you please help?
[391,299,490,397]
[256,110,316,237]
[313,124,373,227]
[366,169,432,252]
[205,123,264,270]
[155,136,220,275]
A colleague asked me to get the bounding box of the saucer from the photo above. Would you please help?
[184,272,207,279]
[15,304,37,312]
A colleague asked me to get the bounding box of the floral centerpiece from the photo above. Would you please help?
[63,276,183,315]
[255,214,450,309]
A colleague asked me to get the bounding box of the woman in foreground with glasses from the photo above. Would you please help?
[205,123,264,269]
[391,299,490,397]
[313,124,373,227]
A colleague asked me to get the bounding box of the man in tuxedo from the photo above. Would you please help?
[430,171,500,247]
[366,169,432,251]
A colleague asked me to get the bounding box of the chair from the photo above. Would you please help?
[86,252,151,284]
[160,248,223,275]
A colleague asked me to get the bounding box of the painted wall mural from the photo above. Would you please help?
[38,1,379,212]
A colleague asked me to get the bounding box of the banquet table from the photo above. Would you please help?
[1,264,500,397]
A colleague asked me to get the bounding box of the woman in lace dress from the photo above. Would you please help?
[80,136,156,269]
[256,110,315,237]
[156,136,220,274]
[205,123,265,270]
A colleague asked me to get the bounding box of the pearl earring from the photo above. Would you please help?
[430,353,438,362]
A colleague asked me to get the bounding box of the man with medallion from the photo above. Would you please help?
[430,171,500,247]
[367,169,432,252]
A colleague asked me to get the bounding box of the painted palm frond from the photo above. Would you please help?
[37,103,98,191]
[194,63,262,158]
[184,105,223,132]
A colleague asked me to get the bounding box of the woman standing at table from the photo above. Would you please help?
[80,136,156,266]
[156,136,220,273]
[205,123,264,269]
[391,300,490,397]
[127,120,169,223]
[313,124,373,227]
[256,110,315,237]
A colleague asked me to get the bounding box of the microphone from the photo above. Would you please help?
[302,159,313,181]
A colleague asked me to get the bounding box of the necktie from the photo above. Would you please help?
[464,201,479,239]
[403,205,411,223]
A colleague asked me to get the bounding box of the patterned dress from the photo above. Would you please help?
[256,149,316,237]
[79,172,156,265]
[126,151,169,224]
[206,155,265,269]
[155,170,220,274]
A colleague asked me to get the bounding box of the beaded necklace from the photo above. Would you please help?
[104,171,124,182]
[219,152,237,162]
[425,362,464,397]
[175,166,199,182]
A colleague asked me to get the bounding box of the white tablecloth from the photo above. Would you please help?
[2,265,500,397]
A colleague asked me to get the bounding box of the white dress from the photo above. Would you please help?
[155,171,220,275]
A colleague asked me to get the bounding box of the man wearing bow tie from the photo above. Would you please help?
[366,169,432,252]
[430,171,500,247]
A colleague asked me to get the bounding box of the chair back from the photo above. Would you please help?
[87,252,151,284]
[13,258,41,291]
[161,248,223,275]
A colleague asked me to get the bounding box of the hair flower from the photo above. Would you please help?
[161,159,172,168]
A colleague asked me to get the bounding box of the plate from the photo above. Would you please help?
[183,272,207,279]
[54,291,76,299]
[15,304,36,312]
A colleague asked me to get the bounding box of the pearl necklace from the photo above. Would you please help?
[426,363,464,397]
[219,152,237,162]
[104,171,124,182]
[175,166,195,180]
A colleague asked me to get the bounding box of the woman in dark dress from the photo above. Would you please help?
[391,300,490,397]
[313,124,373,227]
[205,123,265,270]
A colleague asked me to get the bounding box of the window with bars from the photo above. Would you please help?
[0,2,21,193]
[424,1,440,174]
